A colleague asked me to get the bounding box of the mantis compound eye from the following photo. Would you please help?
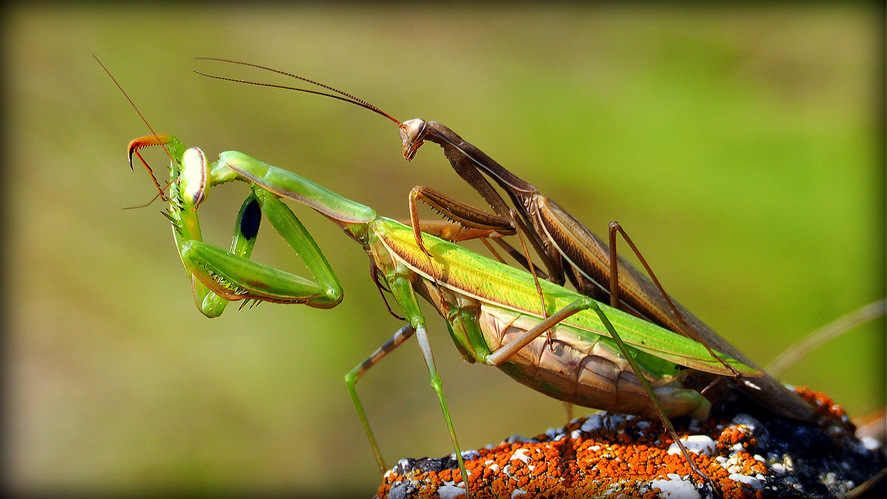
[180,147,209,208]
[400,119,427,161]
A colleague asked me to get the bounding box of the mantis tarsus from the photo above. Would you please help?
[192,59,820,424]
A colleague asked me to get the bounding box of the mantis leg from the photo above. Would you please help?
[132,136,344,316]
[347,275,471,492]
[180,187,343,312]
[409,185,554,281]
[533,201,819,422]
[345,323,417,473]
[408,185,514,250]
[169,194,262,317]
[394,275,470,494]
[601,220,821,421]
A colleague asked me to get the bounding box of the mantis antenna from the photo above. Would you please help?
[193,57,403,126]
[90,47,173,207]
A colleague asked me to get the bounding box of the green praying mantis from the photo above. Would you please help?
[125,129,762,494]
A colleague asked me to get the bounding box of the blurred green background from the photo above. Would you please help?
[6,3,884,496]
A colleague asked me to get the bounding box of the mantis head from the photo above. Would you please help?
[177,147,210,209]
[399,119,428,162]
[127,134,208,210]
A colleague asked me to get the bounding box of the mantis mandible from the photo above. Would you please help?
[192,59,819,424]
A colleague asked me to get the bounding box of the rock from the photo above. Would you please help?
[375,388,885,498]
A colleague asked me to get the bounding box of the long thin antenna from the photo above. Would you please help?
[194,57,402,126]
[89,47,172,202]
[766,299,887,377]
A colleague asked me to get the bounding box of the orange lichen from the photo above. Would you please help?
[375,388,880,498]
[377,418,763,498]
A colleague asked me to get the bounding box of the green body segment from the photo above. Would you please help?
[372,217,758,377]
[220,151,377,225]
[366,217,759,419]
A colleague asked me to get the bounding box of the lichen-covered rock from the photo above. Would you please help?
[375,388,885,498]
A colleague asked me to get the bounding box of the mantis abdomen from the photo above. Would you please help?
[480,305,712,420]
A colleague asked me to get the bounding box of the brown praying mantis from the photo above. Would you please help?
[193,59,821,426]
